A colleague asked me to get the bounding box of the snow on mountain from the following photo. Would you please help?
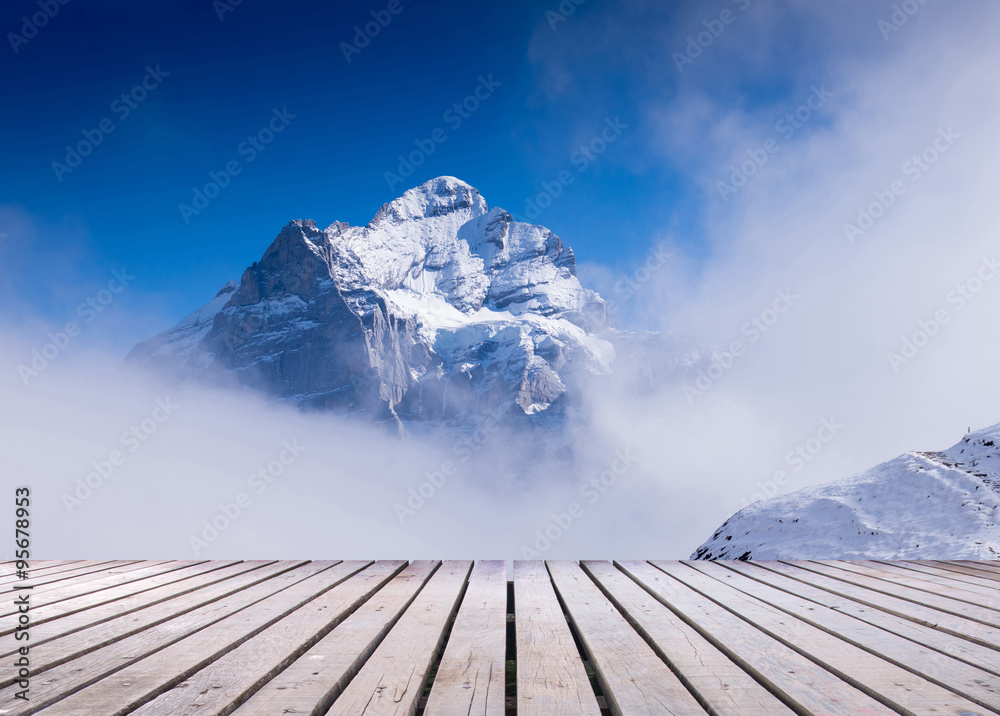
[126,177,631,432]
[692,424,1000,560]
[127,280,239,371]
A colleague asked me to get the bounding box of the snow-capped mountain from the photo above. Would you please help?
[128,177,630,432]
[693,425,1000,560]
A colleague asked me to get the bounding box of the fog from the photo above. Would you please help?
[0,338,710,560]
[4,0,1000,560]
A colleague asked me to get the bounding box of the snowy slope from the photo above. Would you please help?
[126,280,238,371]
[692,425,1000,560]
[126,177,654,432]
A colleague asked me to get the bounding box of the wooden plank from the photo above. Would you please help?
[548,561,708,715]
[0,561,289,677]
[798,560,1000,628]
[15,560,86,570]
[858,562,1000,611]
[12,558,1000,716]
[724,560,1000,677]
[653,561,989,716]
[514,561,601,716]
[0,560,325,713]
[0,561,89,586]
[0,560,138,592]
[0,560,179,617]
[130,561,407,715]
[693,560,1000,712]
[863,560,1000,607]
[616,561,895,716]
[896,560,1000,591]
[325,561,473,716]
[0,561,250,649]
[765,560,1000,651]
[582,561,798,716]
[957,560,1000,573]
[24,559,148,584]
[0,561,193,612]
[233,561,440,716]
[927,560,1000,583]
[28,561,367,716]
[0,561,239,637]
[0,560,92,579]
[424,560,507,716]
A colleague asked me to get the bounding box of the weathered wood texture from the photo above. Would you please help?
[8,559,999,715]
[423,560,507,716]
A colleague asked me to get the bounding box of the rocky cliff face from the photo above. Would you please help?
[127,177,618,432]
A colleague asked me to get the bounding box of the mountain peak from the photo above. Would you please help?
[370,176,488,227]
[127,176,618,430]
[214,279,239,298]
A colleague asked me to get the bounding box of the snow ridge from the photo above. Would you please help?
[693,425,1000,560]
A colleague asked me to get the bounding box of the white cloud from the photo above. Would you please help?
[617,0,1000,538]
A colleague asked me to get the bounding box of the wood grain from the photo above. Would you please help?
[654,561,990,716]
[30,561,366,716]
[9,559,1000,716]
[548,560,708,716]
[618,560,896,716]
[131,561,406,715]
[582,561,795,716]
[424,560,507,716]
[514,561,601,716]
[325,561,472,716]
[233,560,440,716]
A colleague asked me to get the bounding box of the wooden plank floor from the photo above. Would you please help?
[7,561,1000,715]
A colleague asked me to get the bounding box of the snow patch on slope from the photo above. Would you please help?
[692,424,1000,560]
[126,280,238,368]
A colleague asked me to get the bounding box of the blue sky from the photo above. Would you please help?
[0,0,967,352]
[6,0,1000,559]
